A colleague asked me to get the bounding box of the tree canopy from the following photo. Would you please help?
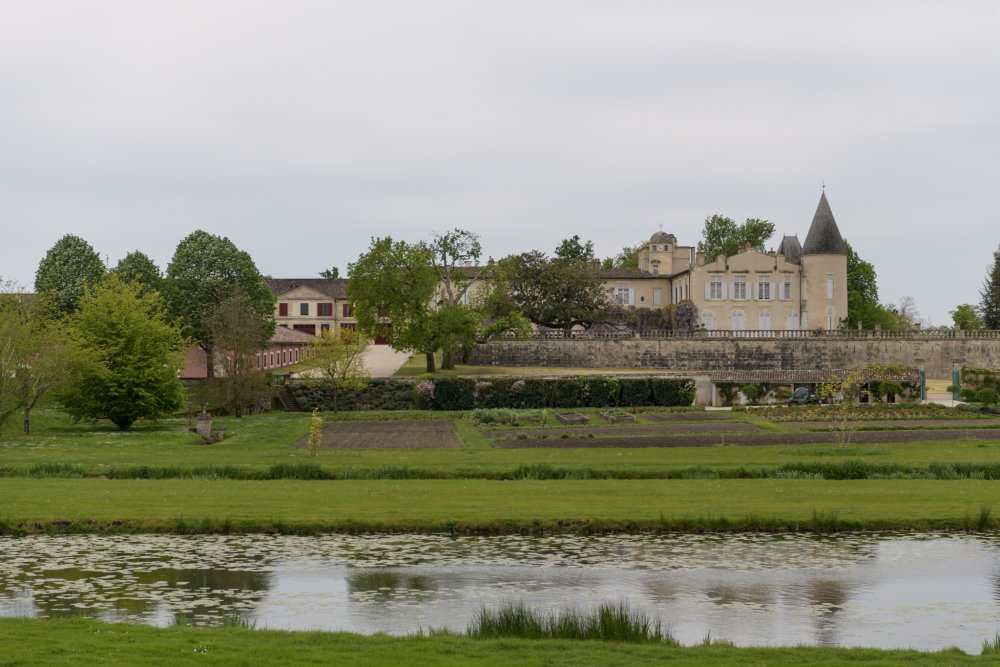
[980,245,1000,330]
[347,237,442,371]
[319,267,340,279]
[163,230,275,377]
[208,290,274,417]
[494,250,611,332]
[58,276,186,431]
[950,304,984,331]
[844,241,893,330]
[34,234,107,317]
[699,215,774,263]
[601,244,642,269]
[310,327,370,412]
[554,235,596,262]
[113,251,163,294]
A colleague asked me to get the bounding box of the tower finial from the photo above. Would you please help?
[822,180,825,191]
[658,223,664,231]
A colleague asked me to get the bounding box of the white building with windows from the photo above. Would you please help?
[607,191,848,331]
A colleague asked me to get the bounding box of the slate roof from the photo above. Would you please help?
[267,278,347,299]
[272,326,319,344]
[599,268,660,279]
[802,191,846,254]
[777,235,802,263]
[710,368,919,384]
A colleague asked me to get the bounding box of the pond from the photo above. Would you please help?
[1,533,998,652]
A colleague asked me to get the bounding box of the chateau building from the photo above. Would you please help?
[608,191,848,331]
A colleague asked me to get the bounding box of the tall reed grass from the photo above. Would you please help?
[467,601,676,644]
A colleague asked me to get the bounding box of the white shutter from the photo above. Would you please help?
[704,281,711,300]
[768,281,774,301]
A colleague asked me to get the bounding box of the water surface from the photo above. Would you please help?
[1,533,998,652]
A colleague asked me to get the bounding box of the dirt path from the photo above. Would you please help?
[781,420,1000,430]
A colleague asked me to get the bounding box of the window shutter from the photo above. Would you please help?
[704,281,711,300]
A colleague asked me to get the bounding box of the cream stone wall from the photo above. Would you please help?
[800,253,848,331]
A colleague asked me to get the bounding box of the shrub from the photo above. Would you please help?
[551,378,584,408]
[618,378,651,406]
[433,377,477,411]
[585,377,619,408]
[521,379,550,408]
[650,379,695,407]
[961,387,980,402]
[977,388,999,405]
[413,379,435,410]
[475,377,521,409]
[740,384,762,405]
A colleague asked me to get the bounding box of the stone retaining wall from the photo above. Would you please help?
[470,338,1000,378]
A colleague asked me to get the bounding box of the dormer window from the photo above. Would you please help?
[651,261,660,276]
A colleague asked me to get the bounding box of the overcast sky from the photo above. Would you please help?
[2,1,998,325]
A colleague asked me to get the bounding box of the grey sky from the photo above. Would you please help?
[2,1,998,325]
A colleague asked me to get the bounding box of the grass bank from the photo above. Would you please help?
[0,618,993,666]
[0,478,997,535]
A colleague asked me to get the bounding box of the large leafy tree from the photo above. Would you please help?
[57,276,186,431]
[1,283,76,435]
[164,231,275,378]
[113,251,163,295]
[208,290,274,417]
[554,235,595,262]
[347,237,442,372]
[699,215,774,263]
[950,304,984,331]
[34,234,107,317]
[495,250,611,333]
[430,229,482,369]
[845,241,893,330]
[601,244,642,269]
[980,245,1000,330]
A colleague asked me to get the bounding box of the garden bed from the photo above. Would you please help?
[293,420,463,449]
[493,428,1000,448]
[486,422,760,439]
[556,413,589,425]
[600,412,636,424]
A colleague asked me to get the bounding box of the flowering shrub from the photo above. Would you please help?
[414,379,435,409]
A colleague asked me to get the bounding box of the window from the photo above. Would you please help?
[826,306,835,330]
[278,303,288,317]
[300,303,309,316]
[733,277,746,300]
[270,352,274,367]
[652,288,661,306]
[783,277,792,300]
[709,279,722,300]
[757,280,770,300]
[787,312,799,330]
[281,350,286,365]
[826,274,834,299]
[731,310,743,330]
[318,303,333,317]
[702,310,715,330]
[343,303,353,317]
[320,323,330,333]
[651,244,658,252]
[651,263,659,275]
[758,310,771,330]
[616,284,632,305]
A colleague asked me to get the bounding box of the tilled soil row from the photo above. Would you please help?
[780,420,1000,430]
[493,428,1000,448]
[293,420,463,449]
[486,422,759,439]
[643,412,735,422]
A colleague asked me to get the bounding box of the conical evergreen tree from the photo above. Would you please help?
[980,245,1000,330]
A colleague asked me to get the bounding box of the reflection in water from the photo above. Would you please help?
[0,533,998,652]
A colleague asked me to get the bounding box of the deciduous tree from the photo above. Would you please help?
[113,251,163,295]
[208,290,274,417]
[844,241,893,330]
[319,267,340,279]
[554,235,595,262]
[601,244,642,269]
[58,276,186,431]
[309,328,370,412]
[164,231,275,378]
[950,304,984,331]
[699,216,774,263]
[430,229,482,369]
[34,234,107,317]
[347,237,441,372]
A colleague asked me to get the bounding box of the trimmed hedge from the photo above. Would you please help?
[285,376,695,412]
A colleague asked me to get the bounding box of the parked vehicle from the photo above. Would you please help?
[788,387,822,405]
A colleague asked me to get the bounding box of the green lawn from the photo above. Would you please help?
[3,406,1000,478]
[1,618,996,666]
[1,478,997,533]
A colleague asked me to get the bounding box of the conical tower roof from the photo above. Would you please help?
[802,191,846,254]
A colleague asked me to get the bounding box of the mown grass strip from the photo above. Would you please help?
[0,479,997,535]
[0,617,991,666]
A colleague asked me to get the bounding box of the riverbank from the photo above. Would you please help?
[0,478,997,535]
[0,618,994,666]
